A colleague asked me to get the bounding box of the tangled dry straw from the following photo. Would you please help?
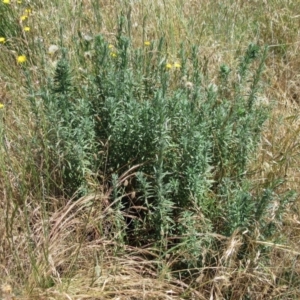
[1,0,300,299]
[1,189,299,299]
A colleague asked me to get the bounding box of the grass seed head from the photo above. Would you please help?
[1,284,12,295]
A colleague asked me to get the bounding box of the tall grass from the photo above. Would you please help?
[1,0,300,299]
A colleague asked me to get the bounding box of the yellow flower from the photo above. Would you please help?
[24,26,30,32]
[174,62,181,69]
[108,44,114,49]
[20,15,28,21]
[25,8,32,15]
[110,52,117,58]
[0,103,4,109]
[166,63,172,69]
[0,37,5,44]
[2,0,10,4]
[17,55,27,63]
[144,41,151,46]
[17,0,22,3]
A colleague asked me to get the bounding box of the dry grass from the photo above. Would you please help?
[1,0,300,299]
[0,192,203,299]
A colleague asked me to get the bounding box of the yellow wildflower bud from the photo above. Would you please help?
[166,63,172,69]
[144,41,151,46]
[24,26,30,32]
[0,37,5,44]
[3,0,10,4]
[17,55,27,64]
[174,62,181,69]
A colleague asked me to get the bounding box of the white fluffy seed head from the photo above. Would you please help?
[48,44,59,55]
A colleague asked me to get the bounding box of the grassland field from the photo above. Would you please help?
[1,0,300,299]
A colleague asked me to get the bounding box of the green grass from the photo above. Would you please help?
[1,0,300,299]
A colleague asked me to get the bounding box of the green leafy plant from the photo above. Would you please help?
[88,27,279,263]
